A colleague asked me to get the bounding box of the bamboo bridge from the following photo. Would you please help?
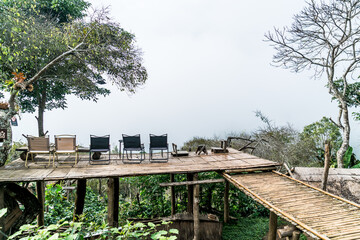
[1,149,360,239]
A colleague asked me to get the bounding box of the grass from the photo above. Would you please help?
[222,217,308,240]
[222,217,269,240]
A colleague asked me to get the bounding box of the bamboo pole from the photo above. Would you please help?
[224,180,230,223]
[322,141,331,191]
[160,178,224,187]
[170,174,175,216]
[73,179,86,222]
[107,177,119,227]
[193,173,199,240]
[36,181,45,226]
[268,211,277,240]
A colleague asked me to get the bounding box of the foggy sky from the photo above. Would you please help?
[12,0,360,152]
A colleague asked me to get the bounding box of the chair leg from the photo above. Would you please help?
[53,153,56,168]
[25,152,29,168]
[47,153,51,168]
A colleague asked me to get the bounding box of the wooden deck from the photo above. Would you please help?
[0,149,280,182]
[223,171,360,240]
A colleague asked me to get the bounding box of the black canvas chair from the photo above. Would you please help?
[149,134,169,162]
[122,134,145,163]
[89,135,110,165]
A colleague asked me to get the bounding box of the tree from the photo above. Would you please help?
[2,0,121,136]
[265,0,360,167]
[0,0,147,166]
[300,117,342,163]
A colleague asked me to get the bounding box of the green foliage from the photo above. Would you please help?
[300,117,342,164]
[9,220,178,240]
[6,140,26,164]
[301,117,342,150]
[44,184,107,226]
[332,79,360,121]
[182,136,220,151]
[344,146,353,168]
[44,184,73,225]
[35,0,91,23]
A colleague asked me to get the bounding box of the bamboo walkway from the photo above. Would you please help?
[223,171,360,240]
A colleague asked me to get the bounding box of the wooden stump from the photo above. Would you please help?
[92,152,101,160]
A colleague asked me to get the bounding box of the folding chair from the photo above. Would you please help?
[149,134,169,162]
[122,134,145,163]
[89,135,110,165]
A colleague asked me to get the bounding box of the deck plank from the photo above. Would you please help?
[0,151,280,182]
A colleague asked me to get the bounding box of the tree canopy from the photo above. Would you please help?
[0,0,147,135]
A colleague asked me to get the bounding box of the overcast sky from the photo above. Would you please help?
[12,0,360,151]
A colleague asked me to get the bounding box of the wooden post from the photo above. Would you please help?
[170,174,176,216]
[0,184,5,240]
[193,173,199,240]
[73,179,86,222]
[268,211,277,240]
[224,180,230,223]
[187,173,194,213]
[292,230,301,240]
[36,181,45,226]
[322,141,331,191]
[107,177,119,227]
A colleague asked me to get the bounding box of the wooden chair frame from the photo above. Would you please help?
[53,134,78,167]
[25,135,52,168]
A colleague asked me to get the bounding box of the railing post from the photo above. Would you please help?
[193,173,199,240]
[170,174,175,216]
[187,173,194,213]
[224,180,230,223]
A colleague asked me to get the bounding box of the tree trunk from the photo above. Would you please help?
[0,110,12,167]
[37,83,46,137]
[337,103,350,168]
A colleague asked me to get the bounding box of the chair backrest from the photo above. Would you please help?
[150,134,167,148]
[27,135,50,151]
[172,143,178,153]
[55,135,76,151]
[122,134,141,149]
[90,135,110,150]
